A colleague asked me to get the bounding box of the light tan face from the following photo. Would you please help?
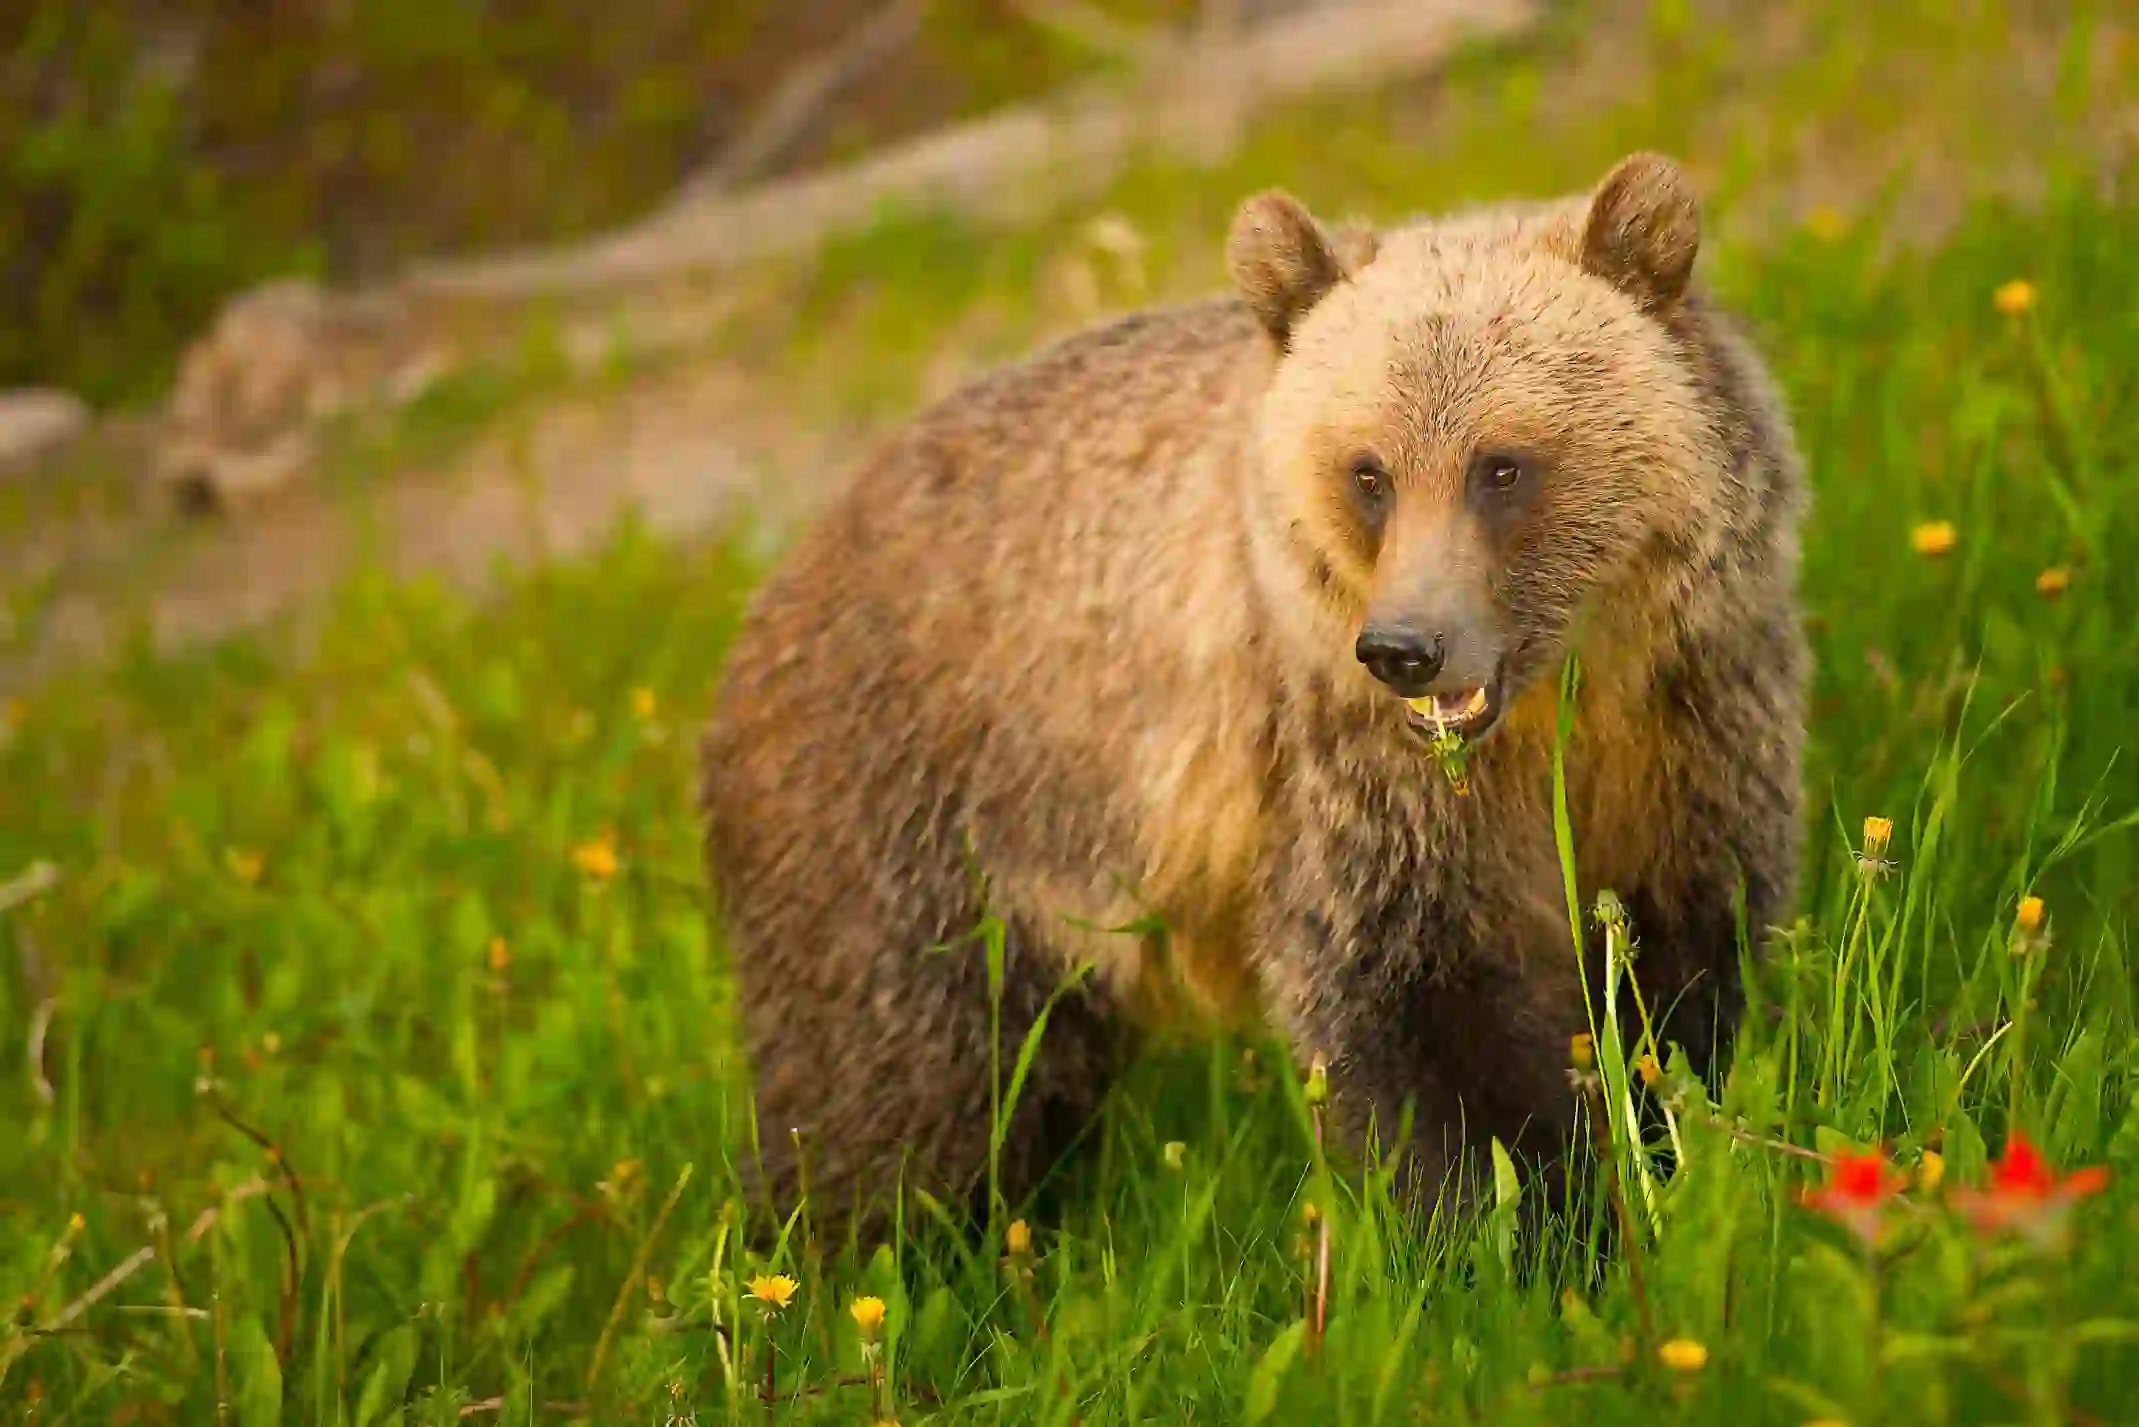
[1227,155,1717,743]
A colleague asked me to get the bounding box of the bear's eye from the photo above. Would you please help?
[1349,454,1389,505]
[1467,451,1532,503]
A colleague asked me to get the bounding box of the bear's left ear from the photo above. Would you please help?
[1227,191,1372,348]
[1579,152,1700,314]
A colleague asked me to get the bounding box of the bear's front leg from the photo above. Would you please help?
[1253,879,1590,1225]
[1624,623,1805,1088]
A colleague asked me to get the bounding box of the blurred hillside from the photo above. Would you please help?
[3,0,1210,404]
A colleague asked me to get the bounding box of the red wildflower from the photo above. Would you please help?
[1799,1146,1907,1248]
[1951,1131,2110,1252]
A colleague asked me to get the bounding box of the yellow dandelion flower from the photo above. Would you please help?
[1910,521,1957,557]
[1804,206,1847,243]
[487,936,511,971]
[1861,817,1894,858]
[67,1212,85,1234]
[1657,1337,1708,1372]
[1803,1420,1849,1427]
[850,1295,887,1337]
[1005,1219,1032,1256]
[1993,279,2036,316]
[1162,1140,1187,1170]
[2036,566,2071,599]
[572,834,619,880]
[2009,902,2047,951]
[1569,1032,1595,1070]
[631,687,658,720]
[746,1273,798,1311]
[1917,1150,1945,1194]
[1637,1053,1663,1089]
[1304,1052,1329,1106]
[224,848,264,885]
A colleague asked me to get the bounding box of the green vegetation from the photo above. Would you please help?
[7,1,2139,1422]
[724,0,2131,439]
[2,0,1194,403]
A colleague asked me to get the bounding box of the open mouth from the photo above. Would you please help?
[1401,679,1502,745]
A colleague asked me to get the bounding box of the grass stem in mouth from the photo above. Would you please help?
[1428,725,1471,795]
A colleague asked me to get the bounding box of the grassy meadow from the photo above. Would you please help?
[7,2,2139,1423]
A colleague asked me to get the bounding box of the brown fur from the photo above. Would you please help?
[699,153,1807,1231]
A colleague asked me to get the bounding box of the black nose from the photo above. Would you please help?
[1355,627,1445,690]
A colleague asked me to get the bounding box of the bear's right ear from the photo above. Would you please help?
[1227,191,1361,348]
[1579,152,1700,314]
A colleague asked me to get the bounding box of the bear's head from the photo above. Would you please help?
[1228,152,1725,748]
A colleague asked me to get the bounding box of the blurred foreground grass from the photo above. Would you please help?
[7,2,2139,1423]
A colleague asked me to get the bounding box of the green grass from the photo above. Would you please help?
[10,3,2139,1423]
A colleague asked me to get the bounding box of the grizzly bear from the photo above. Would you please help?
[699,152,1806,1232]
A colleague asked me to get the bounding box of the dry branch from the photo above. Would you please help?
[674,0,933,205]
[0,858,58,915]
[44,1247,158,1333]
[394,0,1537,304]
[1009,0,1170,63]
[146,0,1536,514]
